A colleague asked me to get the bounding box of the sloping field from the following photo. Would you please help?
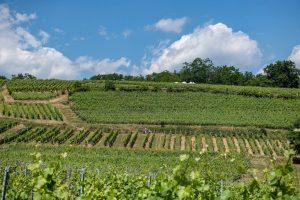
[70,91,300,128]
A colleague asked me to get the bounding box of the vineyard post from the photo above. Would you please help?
[67,167,72,181]
[1,166,10,200]
[147,172,153,188]
[220,180,224,195]
[79,168,86,195]
[24,163,28,176]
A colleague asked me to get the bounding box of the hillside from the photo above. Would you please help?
[0,79,299,198]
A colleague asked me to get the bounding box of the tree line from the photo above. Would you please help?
[1,58,299,88]
[91,58,300,88]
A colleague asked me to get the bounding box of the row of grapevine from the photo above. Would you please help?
[0,124,290,157]
[69,91,300,129]
[0,102,63,121]
[11,91,59,100]
[1,151,297,199]
[83,79,300,99]
[0,120,17,134]
[7,79,74,92]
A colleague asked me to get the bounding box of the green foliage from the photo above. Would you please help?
[11,73,36,80]
[180,58,215,83]
[264,60,300,88]
[70,91,300,128]
[3,151,298,199]
[83,80,300,99]
[0,102,63,121]
[0,75,7,80]
[293,118,300,128]
[7,79,74,92]
[0,144,250,177]
[287,131,300,154]
[0,119,17,134]
[11,91,58,100]
[146,70,180,82]
[104,80,116,91]
[70,81,89,94]
[88,58,300,88]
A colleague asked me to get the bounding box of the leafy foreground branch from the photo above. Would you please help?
[3,151,299,199]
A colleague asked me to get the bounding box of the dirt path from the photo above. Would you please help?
[233,137,241,153]
[255,139,265,156]
[201,137,207,153]
[145,134,153,149]
[2,85,68,104]
[155,134,163,150]
[180,136,185,151]
[170,135,175,150]
[53,103,83,125]
[212,137,218,152]
[2,85,14,103]
[277,140,284,151]
[223,138,229,153]
[244,139,253,155]
[191,136,196,151]
[266,140,277,158]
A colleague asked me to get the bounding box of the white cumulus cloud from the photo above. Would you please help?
[75,56,130,74]
[15,12,36,23]
[39,30,49,44]
[0,4,130,79]
[144,23,262,74]
[288,45,300,69]
[147,17,188,33]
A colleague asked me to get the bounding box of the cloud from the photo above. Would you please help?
[122,29,131,38]
[144,23,262,74]
[288,45,300,69]
[75,56,130,74]
[39,30,49,44]
[53,27,64,34]
[98,25,110,40]
[147,17,188,33]
[15,12,36,23]
[0,4,130,79]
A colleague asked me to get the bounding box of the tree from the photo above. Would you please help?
[104,80,116,91]
[212,65,245,85]
[180,58,215,83]
[11,73,36,80]
[146,70,180,82]
[264,60,300,88]
[245,74,271,87]
[0,75,7,80]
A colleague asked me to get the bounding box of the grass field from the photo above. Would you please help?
[70,91,300,128]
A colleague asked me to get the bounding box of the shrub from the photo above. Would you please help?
[293,118,300,128]
[104,80,116,91]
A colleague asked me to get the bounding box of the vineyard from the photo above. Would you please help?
[6,79,74,92]
[0,79,299,198]
[11,91,59,100]
[70,91,300,128]
[0,120,291,158]
[0,102,63,121]
[82,80,300,99]
[0,147,298,199]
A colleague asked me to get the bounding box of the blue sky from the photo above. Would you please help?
[0,0,299,79]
